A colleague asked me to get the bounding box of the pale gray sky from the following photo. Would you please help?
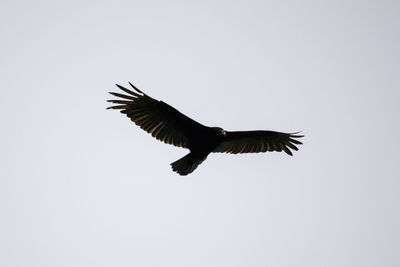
[1,0,399,266]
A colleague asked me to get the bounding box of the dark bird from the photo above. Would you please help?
[107,82,303,175]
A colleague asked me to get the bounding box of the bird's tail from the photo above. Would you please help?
[171,153,207,176]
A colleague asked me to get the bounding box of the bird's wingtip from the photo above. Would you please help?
[290,131,304,138]
[128,81,145,94]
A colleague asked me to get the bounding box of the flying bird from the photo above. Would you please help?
[107,82,303,175]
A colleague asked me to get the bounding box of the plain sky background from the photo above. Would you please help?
[1,0,399,266]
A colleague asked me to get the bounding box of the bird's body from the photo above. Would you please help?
[171,127,226,175]
[108,82,303,175]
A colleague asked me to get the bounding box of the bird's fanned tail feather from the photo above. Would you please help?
[171,153,207,176]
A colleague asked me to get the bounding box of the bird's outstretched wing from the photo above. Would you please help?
[213,131,303,156]
[107,83,206,148]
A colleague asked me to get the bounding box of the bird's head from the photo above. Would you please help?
[213,127,226,137]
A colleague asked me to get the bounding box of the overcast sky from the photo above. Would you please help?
[1,0,399,266]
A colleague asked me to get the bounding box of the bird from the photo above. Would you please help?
[107,82,303,175]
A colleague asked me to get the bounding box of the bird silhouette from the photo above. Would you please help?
[107,82,303,175]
